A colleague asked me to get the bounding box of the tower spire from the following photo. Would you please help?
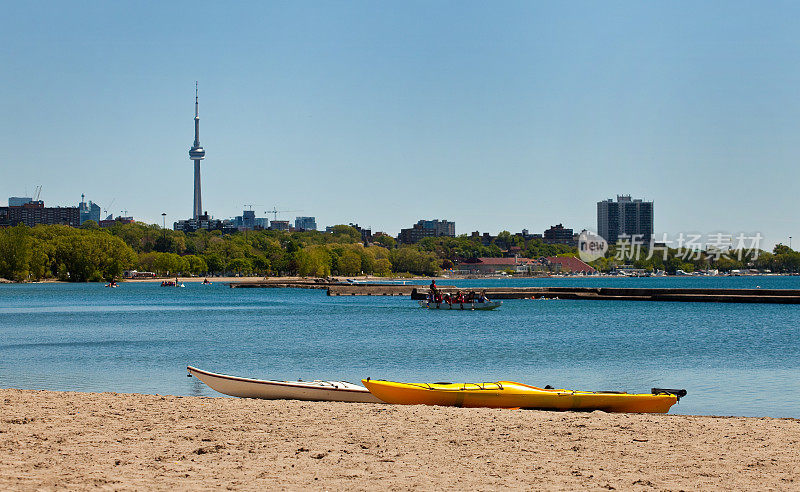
[189,82,206,220]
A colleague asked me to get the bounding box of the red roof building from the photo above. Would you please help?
[545,256,597,274]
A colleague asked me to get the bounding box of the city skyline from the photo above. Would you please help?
[2,2,799,248]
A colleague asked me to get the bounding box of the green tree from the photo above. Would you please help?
[227,257,254,275]
[373,234,396,248]
[329,225,362,243]
[337,249,362,276]
[0,225,32,281]
[297,245,332,277]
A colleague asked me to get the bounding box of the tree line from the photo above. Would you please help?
[1,221,794,282]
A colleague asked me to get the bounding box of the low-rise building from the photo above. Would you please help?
[99,216,135,228]
[174,212,236,233]
[544,256,596,274]
[349,223,372,243]
[543,224,576,246]
[456,256,545,275]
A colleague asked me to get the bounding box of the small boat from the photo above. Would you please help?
[187,366,381,403]
[418,300,502,310]
[361,379,686,413]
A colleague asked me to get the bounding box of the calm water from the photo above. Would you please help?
[1,276,799,418]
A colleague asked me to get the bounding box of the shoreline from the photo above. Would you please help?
[4,272,796,285]
[2,388,798,489]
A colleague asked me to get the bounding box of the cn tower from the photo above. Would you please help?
[189,82,206,219]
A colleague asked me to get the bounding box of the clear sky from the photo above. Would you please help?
[2,1,799,248]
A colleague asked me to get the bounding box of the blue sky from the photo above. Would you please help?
[2,1,799,247]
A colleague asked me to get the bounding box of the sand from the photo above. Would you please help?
[1,389,798,491]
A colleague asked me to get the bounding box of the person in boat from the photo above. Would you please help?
[429,280,438,298]
[466,291,476,303]
[455,291,464,304]
[443,293,451,305]
[478,290,488,303]
[434,291,443,303]
[203,278,211,284]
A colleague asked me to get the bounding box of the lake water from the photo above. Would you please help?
[1,276,799,418]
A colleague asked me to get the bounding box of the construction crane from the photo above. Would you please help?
[266,206,302,222]
[34,185,42,201]
[242,204,264,211]
[103,198,116,218]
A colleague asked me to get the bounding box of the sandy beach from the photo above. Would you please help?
[1,389,798,490]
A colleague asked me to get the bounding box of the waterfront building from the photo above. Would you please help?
[398,219,455,244]
[456,256,545,275]
[0,200,80,227]
[295,216,317,231]
[543,224,576,246]
[597,195,654,245]
[78,194,101,225]
[545,256,597,274]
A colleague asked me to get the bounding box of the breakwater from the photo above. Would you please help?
[229,279,331,289]
[230,279,800,303]
[410,286,800,303]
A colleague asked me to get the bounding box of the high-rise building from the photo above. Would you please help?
[295,216,317,231]
[398,219,455,244]
[269,220,290,231]
[8,197,32,207]
[78,194,101,225]
[0,200,80,227]
[189,82,206,220]
[597,195,653,245]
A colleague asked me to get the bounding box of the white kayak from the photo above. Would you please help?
[417,300,503,310]
[186,366,381,403]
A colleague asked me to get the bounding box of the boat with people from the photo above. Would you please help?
[361,379,686,413]
[418,300,502,310]
[160,279,185,287]
[186,366,382,403]
[422,281,502,310]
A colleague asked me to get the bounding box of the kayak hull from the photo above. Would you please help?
[418,300,502,310]
[362,380,679,413]
[187,366,381,403]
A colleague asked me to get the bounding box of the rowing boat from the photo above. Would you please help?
[187,366,381,403]
[361,379,685,413]
[418,300,502,310]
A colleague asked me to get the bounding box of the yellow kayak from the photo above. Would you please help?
[362,379,686,413]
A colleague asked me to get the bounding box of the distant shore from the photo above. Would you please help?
[1,388,797,490]
[2,272,797,285]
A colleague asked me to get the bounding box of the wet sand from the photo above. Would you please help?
[1,389,798,490]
